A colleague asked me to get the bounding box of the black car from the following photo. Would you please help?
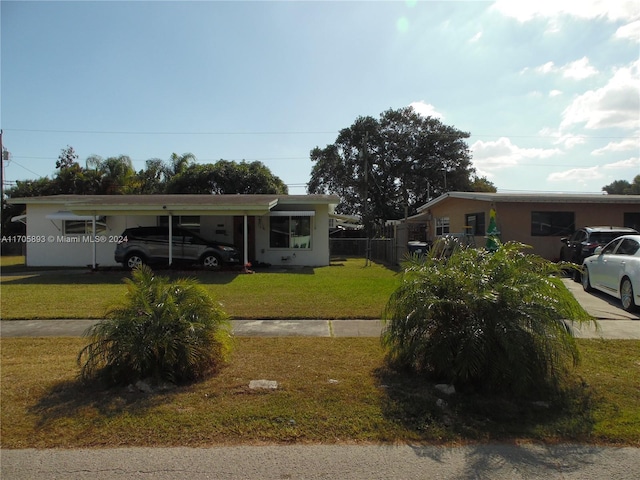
[560,226,638,279]
[114,226,241,270]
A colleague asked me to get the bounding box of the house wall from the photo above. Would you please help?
[23,204,333,268]
[23,205,126,267]
[426,198,640,261]
[253,203,332,267]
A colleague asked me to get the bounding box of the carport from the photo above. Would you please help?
[60,195,281,269]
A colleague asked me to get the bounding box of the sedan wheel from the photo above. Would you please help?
[582,267,593,292]
[620,278,637,312]
[202,254,221,269]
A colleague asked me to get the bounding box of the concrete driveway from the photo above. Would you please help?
[561,278,639,339]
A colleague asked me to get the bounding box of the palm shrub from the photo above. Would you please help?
[382,241,595,397]
[78,265,233,385]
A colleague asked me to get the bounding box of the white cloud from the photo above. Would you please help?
[603,157,640,169]
[562,57,599,80]
[547,166,603,183]
[614,20,640,42]
[471,137,562,170]
[560,60,640,130]
[538,127,587,149]
[592,135,640,154]
[615,19,640,42]
[535,61,555,74]
[549,90,563,97]
[469,31,483,43]
[492,0,640,23]
[528,57,598,79]
[409,101,444,119]
[547,157,639,186]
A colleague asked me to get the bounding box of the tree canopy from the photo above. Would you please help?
[602,175,640,195]
[308,107,494,230]
[1,149,288,237]
[5,150,287,198]
[166,160,288,195]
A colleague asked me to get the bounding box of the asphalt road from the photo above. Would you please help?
[3,443,640,480]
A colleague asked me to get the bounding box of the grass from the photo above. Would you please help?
[2,337,639,448]
[0,256,400,320]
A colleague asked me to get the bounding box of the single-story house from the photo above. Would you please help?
[402,192,640,261]
[7,194,340,268]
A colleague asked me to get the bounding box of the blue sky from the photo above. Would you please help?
[1,0,639,195]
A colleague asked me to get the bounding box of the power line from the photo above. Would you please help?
[3,128,337,136]
[7,153,631,171]
[3,127,638,140]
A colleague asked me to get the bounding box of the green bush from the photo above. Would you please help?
[78,265,233,385]
[382,241,595,397]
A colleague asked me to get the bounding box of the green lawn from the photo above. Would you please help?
[0,256,400,320]
[2,255,639,448]
[2,337,639,448]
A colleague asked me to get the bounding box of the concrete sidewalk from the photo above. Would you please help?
[2,316,639,339]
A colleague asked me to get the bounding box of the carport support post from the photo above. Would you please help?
[92,215,97,270]
[243,214,249,267]
[168,213,173,266]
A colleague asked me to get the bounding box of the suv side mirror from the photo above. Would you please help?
[594,246,604,255]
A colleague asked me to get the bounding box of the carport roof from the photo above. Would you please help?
[8,194,340,216]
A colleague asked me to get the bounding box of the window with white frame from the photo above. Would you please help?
[63,219,106,235]
[270,213,313,249]
[435,217,450,236]
[158,215,201,232]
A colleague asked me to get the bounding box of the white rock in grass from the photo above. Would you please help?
[135,380,154,394]
[435,384,456,395]
[249,379,278,390]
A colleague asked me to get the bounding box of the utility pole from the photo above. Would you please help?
[361,131,370,266]
[0,129,4,203]
[1,129,4,238]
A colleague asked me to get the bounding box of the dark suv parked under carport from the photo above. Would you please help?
[114,226,241,270]
[560,226,638,280]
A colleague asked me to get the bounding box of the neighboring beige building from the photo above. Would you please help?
[403,192,640,261]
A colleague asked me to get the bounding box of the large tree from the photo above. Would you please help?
[602,175,640,195]
[308,107,485,230]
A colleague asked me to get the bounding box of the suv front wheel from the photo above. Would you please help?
[125,253,145,270]
[201,253,221,270]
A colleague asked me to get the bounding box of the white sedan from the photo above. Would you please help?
[582,234,640,312]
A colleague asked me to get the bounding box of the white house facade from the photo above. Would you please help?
[8,194,340,268]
